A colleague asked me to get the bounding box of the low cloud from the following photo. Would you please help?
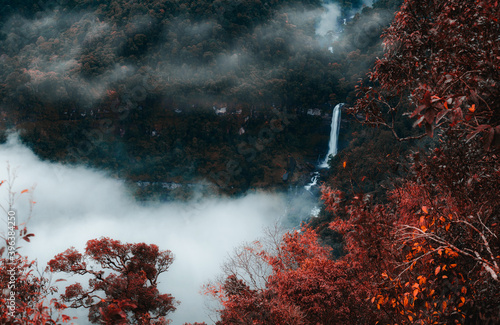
[0,134,289,324]
[315,3,342,37]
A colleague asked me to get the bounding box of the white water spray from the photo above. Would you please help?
[304,171,320,192]
[319,103,343,168]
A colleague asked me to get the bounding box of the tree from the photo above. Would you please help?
[376,135,499,324]
[209,0,500,323]
[205,227,375,324]
[323,134,500,324]
[1,166,70,324]
[343,0,500,320]
[48,238,177,325]
[352,0,500,148]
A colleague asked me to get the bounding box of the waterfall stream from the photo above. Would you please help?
[302,103,344,217]
[319,103,343,168]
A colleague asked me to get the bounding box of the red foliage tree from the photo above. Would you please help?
[1,252,70,324]
[209,0,500,324]
[338,1,500,319]
[206,228,376,324]
[343,0,500,321]
[48,237,177,325]
[323,134,500,324]
[1,169,70,324]
[352,0,500,148]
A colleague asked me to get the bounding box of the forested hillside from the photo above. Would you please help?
[0,0,402,195]
[206,0,500,323]
[1,0,499,324]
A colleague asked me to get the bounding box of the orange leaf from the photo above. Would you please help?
[469,104,475,112]
[21,189,29,194]
[422,206,428,214]
[435,266,441,275]
[343,161,347,168]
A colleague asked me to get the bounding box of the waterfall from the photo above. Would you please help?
[301,103,343,218]
[304,172,320,192]
[319,103,343,168]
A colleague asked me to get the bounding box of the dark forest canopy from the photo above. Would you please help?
[0,0,402,194]
[0,0,401,111]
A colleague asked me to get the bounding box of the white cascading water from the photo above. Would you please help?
[303,103,343,218]
[319,103,343,168]
[304,171,320,192]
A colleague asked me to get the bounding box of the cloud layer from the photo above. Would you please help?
[0,134,288,324]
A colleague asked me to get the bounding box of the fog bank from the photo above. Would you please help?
[0,134,288,324]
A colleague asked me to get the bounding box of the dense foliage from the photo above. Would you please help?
[0,0,401,194]
[208,138,499,324]
[352,0,500,146]
[0,172,70,324]
[207,0,500,323]
[48,238,177,324]
[2,0,498,323]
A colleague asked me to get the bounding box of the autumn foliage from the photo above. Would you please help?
[207,0,500,323]
[0,254,70,324]
[2,0,500,323]
[1,173,177,324]
[208,137,498,324]
[204,227,378,324]
[352,0,500,148]
[48,238,177,325]
[1,173,70,324]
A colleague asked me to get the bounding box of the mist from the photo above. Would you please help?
[0,133,291,324]
[315,3,342,36]
[0,0,360,108]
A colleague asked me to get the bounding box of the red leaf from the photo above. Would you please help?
[435,109,449,124]
[413,115,425,128]
[23,233,35,242]
[423,91,431,107]
[425,123,434,138]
